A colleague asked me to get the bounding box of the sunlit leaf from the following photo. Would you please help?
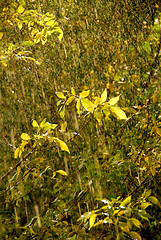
[14,148,19,159]
[22,41,34,46]
[60,106,65,120]
[108,95,120,106]
[56,170,68,176]
[46,20,56,26]
[17,5,25,14]
[94,110,103,122]
[21,133,31,141]
[61,121,67,132]
[57,28,63,41]
[120,196,131,207]
[89,214,97,228]
[100,89,107,103]
[32,120,39,128]
[81,98,95,112]
[66,96,75,105]
[71,87,76,95]
[80,90,90,98]
[17,166,21,176]
[53,137,70,152]
[76,98,81,115]
[18,22,23,30]
[110,107,127,120]
[56,92,66,99]
[0,32,3,39]
[51,171,56,178]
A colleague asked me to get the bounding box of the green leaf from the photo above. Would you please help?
[53,137,70,152]
[148,196,161,208]
[120,196,131,207]
[80,90,90,98]
[17,5,25,14]
[110,107,128,120]
[100,89,107,103]
[21,133,31,141]
[89,214,97,228]
[129,231,142,240]
[56,92,66,99]
[56,170,68,176]
[108,95,120,106]
[32,120,39,128]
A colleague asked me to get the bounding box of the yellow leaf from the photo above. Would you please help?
[80,90,90,98]
[94,110,103,122]
[81,98,95,112]
[17,166,21,176]
[17,5,25,14]
[32,120,39,128]
[76,98,81,115]
[156,127,161,136]
[110,107,127,120]
[129,231,142,240]
[152,93,158,104]
[56,170,68,176]
[66,96,75,105]
[18,22,22,30]
[100,89,107,104]
[56,92,66,99]
[46,20,56,26]
[71,87,76,95]
[60,106,65,120]
[120,196,131,207]
[34,32,41,44]
[108,95,120,106]
[14,148,19,159]
[148,196,161,208]
[53,137,70,152]
[130,218,142,228]
[61,121,67,132]
[0,32,3,39]
[89,214,97,228]
[51,171,56,178]
[21,133,31,141]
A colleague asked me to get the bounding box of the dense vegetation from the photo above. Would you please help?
[0,0,161,239]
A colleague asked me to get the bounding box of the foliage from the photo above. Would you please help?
[0,0,161,239]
